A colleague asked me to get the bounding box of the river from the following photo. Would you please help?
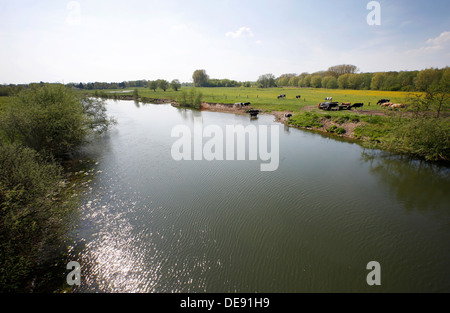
[69,99,450,292]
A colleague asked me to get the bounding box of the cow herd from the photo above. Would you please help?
[237,95,407,113]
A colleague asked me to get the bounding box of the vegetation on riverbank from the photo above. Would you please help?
[0,84,114,292]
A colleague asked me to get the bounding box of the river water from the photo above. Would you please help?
[70,99,450,292]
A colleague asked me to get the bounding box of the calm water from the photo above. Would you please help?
[70,99,450,292]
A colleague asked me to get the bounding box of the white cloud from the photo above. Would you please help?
[225,26,254,38]
[425,31,450,50]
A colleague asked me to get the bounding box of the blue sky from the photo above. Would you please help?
[0,0,449,84]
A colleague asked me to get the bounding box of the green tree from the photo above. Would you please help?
[257,73,276,88]
[158,79,169,92]
[326,77,338,89]
[311,75,322,88]
[149,80,158,91]
[370,72,387,90]
[0,144,76,291]
[326,64,359,78]
[301,75,312,87]
[192,69,209,87]
[0,84,113,158]
[347,74,363,90]
[414,68,442,91]
[170,79,181,91]
[338,73,351,89]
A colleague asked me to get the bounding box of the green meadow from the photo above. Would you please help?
[86,86,420,113]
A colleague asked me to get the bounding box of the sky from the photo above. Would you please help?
[0,0,449,84]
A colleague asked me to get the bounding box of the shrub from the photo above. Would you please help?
[0,144,76,292]
[178,88,203,109]
[0,84,114,158]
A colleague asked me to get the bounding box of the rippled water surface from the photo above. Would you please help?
[71,100,450,292]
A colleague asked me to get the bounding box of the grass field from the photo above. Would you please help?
[86,86,422,113]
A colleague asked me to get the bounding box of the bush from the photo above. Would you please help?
[328,125,338,133]
[178,88,203,109]
[381,118,450,161]
[0,84,114,158]
[0,144,76,292]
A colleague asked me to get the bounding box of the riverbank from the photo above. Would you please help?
[88,88,449,162]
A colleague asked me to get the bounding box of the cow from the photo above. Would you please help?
[325,97,333,101]
[351,103,364,110]
[296,95,301,99]
[243,102,251,106]
[380,102,393,108]
[377,99,390,105]
[278,94,286,99]
[389,103,407,110]
[339,103,352,111]
[285,113,293,118]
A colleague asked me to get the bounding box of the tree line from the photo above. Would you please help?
[192,69,251,88]
[272,65,449,92]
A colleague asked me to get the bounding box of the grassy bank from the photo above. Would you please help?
[84,86,419,112]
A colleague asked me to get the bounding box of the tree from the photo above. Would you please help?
[370,72,387,90]
[192,69,209,87]
[149,80,158,91]
[257,73,276,88]
[326,77,338,89]
[301,75,312,87]
[414,68,442,91]
[0,143,76,292]
[311,75,322,88]
[338,73,351,89]
[347,74,363,90]
[158,79,169,92]
[0,84,114,158]
[170,79,181,91]
[327,64,359,78]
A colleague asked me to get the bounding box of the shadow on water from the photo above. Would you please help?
[362,150,450,213]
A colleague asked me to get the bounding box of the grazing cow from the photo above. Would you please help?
[278,94,286,99]
[377,99,390,105]
[243,102,251,106]
[325,97,333,101]
[234,102,243,107]
[296,95,301,99]
[389,103,407,110]
[351,103,364,110]
[380,102,393,108]
[339,103,352,111]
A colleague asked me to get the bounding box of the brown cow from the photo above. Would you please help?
[341,102,351,106]
[390,103,407,110]
[381,102,393,108]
